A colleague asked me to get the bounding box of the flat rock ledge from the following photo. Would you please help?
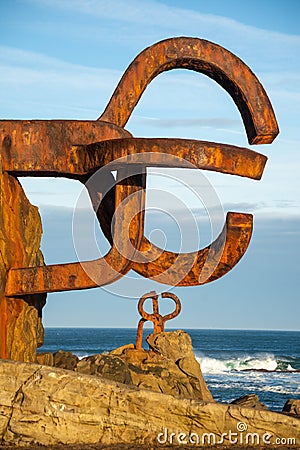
[0,359,299,448]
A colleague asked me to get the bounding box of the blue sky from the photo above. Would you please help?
[0,0,299,330]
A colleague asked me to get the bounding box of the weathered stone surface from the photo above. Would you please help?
[36,352,54,366]
[0,155,46,362]
[283,399,300,416]
[0,359,299,447]
[53,350,79,371]
[76,331,213,402]
[146,330,213,401]
[110,343,135,355]
[77,354,133,385]
[231,393,268,410]
[146,329,194,361]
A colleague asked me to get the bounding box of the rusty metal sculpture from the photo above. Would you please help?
[136,292,181,350]
[0,37,279,353]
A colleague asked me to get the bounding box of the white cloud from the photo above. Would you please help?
[23,0,300,77]
[136,116,241,130]
[0,45,120,87]
[28,0,300,42]
[0,45,121,118]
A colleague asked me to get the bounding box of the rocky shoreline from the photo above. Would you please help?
[36,330,299,416]
[37,330,213,403]
[0,331,299,448]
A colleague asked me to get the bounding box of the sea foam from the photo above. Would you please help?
[197,354,279,373]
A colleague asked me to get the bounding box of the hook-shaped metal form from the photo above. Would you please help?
[1,36,279,297]
[135,291,181,350]
[94,37,280,285]
[5,166,146,295]
[87,140,258,286]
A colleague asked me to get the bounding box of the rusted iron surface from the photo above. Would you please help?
[0,120,131,178]
[131,212,253,286]
[3,136,266,180]
[100,37,279,144]
[74,138,267,179]
[1,36,279,297]
[5,167,146,296]
[135,291,181,350]
[97,182,254,285]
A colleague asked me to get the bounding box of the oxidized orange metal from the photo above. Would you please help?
[135,291,181,350]
[1,36,279,298]
[2,137,267,179]
[100,37,279,144]
[0,120,131,178]
[5,167,146,295]
[132,212,253,286]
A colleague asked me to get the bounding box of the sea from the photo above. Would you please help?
[38,328,300,411]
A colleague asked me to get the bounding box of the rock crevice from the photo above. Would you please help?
[4,368,42,441]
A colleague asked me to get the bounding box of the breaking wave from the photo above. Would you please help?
[196,354,300,374]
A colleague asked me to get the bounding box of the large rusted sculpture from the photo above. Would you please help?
[0,37,279,361]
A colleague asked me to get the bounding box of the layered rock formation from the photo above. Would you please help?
[0,155,46,362]
[283,399,300,416]
[53,350,79,371]
[231,393,268,410]
[77,330,213,402]
[0,359,299,447]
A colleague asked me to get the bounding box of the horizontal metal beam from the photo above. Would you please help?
[2,134,267,180]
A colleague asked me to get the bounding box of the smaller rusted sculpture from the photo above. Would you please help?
[135,291,181,350]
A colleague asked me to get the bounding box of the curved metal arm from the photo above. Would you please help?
[132,212,253,286]
[5,167,146,296]
[100,37,279,145]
